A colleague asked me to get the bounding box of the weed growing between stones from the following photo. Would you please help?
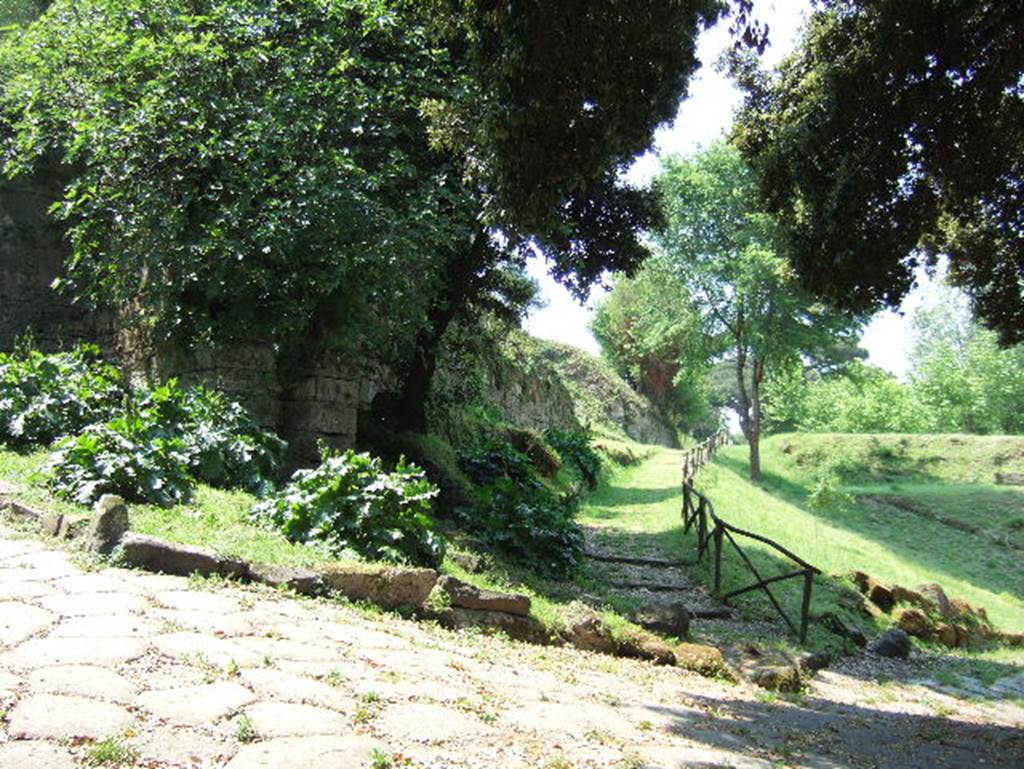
[235,713,256,743]
[84,736,138,767]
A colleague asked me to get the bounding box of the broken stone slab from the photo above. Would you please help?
[893,606,933,638]
[867,628,911,659]
[725,645,802,693]
[436,607,553,645]
[117,533,247,579]
[248,563,325,596]
[673,642,733,679]
[617,628,677,666]
[995,472,1024,486]
[84,494,129,554]
[917,583,954,619]
[320,563,437,608]
[436,574,531,616]
[4,500,45,523]
[561,602,618,654]
[630,604,691,639]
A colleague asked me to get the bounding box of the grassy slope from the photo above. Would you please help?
[704,434,1024,632]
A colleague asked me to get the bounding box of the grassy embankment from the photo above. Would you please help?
[580,433,1024,669]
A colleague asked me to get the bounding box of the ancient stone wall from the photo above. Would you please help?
[0,166,379,466]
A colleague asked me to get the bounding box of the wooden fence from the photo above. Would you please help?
[680,434,820,641]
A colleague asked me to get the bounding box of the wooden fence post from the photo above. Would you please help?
[713,523,724,595]
[800,569,814,642]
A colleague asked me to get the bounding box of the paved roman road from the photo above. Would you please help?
[0,524,1021,769]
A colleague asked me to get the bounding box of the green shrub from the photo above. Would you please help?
[252,448,445,568]
[545,427,601,488]
[457,439,584,577]
[0,344,125,448]
[47,380,285,506]
[46,417,196,507]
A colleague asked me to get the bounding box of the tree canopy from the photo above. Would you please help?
[732,0,1024,345]
[651,142,862,478]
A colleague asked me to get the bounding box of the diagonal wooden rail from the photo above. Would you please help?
[680,434,820,641]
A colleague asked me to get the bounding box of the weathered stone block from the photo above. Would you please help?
[320,564,437,608]
[436,575,531,616]
[84,494,130,554]
[118,533,247,579]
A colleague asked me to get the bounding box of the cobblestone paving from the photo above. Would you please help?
[0,525,1022,769]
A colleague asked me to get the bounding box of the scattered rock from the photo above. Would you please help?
[867,628,911,659]
[820,612,868,646]
[248,563,325,596]
[891,585,934,612]
[320,564,437,609]
[617,629,677,666]
[935,622,959,647]
[994,472,1024,486]
[726,645,802,693]
[674,643,732,679]
[1001,631,1024,647]
[867,582,895,613]
[84,494,129,554]
[799,651,830,673]
[893,606,933,638]
[561,603,617,654]
[917,583,954,619]
[118,533,247,579]
[436,575,531,616]
[437,607,552,645]
[780,440,793,454]
[630,604,690,639]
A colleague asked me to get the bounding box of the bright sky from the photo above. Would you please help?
[523,0,924,381]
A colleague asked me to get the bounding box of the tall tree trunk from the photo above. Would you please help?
[748,357,765,481]
[389,231,490,434]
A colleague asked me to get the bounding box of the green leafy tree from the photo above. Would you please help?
[732,0,1024,345]
[591,259,712,433]
[1,0,749,438]
[910,286,1024,434]
[654,142,862,479]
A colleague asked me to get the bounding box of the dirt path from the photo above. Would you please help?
[1,524,1022,769]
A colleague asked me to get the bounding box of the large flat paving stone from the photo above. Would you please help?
[37,591,150,617]
[29,665,136,703]
[54,573,145,595]
[0,602,55,646]
[375,702,497,743]
[224,736,380,769]
[239,668,351,711]
[0,740,77,769]
[135,725,236,767]
[153,589,243,614]
[0,580,59,601]
[152,632,264,667]
[48,614,159,639]
[3,551,79,579]
[149,608,254,637]
[7,694,134,740]
[139,682,255,725]
[243,701,349,738]
[0,636,148,668]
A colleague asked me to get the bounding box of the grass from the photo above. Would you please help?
[704,435,1024,632]
[84,736,138,767]
[0,447,341,568]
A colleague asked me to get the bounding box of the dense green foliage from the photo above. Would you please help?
[47,380,285,505]
[457,439,584,578]
[0,0,467,361]
[764,283,1024,436]
[636,142,860,476]
[0,344,124,448]
[545,428,601,489]
[732,0,1024,345]
[253,448,444,568]
[591,260,713,434]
